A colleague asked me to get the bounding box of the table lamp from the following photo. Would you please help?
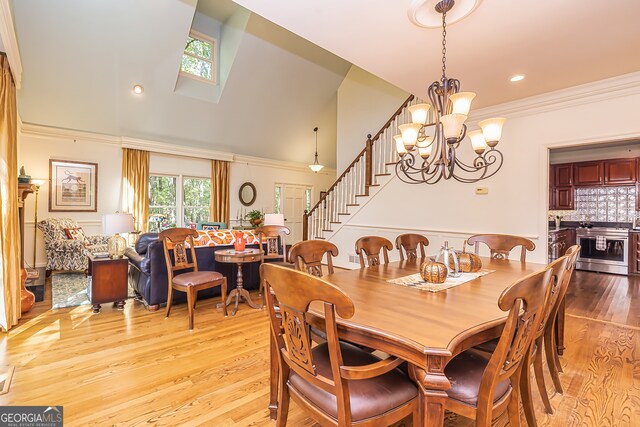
[103,213,135,258]
[264,214,285,227]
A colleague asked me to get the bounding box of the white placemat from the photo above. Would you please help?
[386,269,495,292]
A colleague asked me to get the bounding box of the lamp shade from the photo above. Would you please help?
[440,114,467,140]
[408,103,431,125]
[399,123,422,150]
[478,117,506,146]
[467,129,488,154]
[103,213,135,234]
[450,92,476,115]
[264,213,285,226]
[394,135,407,155]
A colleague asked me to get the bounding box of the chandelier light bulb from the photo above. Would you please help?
[418,144,433,159]
[440,114,467,141]
[408,103,432,125]
[478,117,506,147]
[450,92,476,115]
[467,129,488,154]
[399,123,422,150]
[394,135,408,155]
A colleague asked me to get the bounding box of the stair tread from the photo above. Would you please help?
[366,184,380,187]
[355,194,368,197]
[346,204,360,206]
[375,173,391,176]
[322,229,333,232]
[329,221,342,224]
[337,212,351,215]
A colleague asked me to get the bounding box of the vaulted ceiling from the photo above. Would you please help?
[11,0,351,167]
[233,0,640,109]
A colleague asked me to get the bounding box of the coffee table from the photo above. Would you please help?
[214,248,263,316]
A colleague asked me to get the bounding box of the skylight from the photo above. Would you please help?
[180,30,216,84]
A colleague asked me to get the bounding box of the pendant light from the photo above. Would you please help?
[309,127,324,173]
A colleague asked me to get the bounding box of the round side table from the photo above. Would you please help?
[215,248,263,316]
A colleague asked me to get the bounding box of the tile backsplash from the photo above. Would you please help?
[554,186,637,223]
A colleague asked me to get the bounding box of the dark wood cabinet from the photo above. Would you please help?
[573,161,604,186]
[549,228,576,262]
[605,158,637,185]
[554,163,573,187]
[87,255,129,313]
[630,232,640,275]
[553,187,574,210]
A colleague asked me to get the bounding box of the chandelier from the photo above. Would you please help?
[309,126,324,173]
[395,0,506,184]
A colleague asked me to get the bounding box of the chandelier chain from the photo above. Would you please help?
[441,10,447,81]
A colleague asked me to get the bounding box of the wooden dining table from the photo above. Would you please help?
[268,256,547,426]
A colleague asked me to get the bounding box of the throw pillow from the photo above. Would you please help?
[64,227,88,243]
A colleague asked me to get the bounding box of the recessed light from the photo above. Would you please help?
[132,84,144,94]
[510,75,525,82]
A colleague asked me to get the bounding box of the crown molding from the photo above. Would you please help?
[20,122,121,145]
[19,121,337,174]
[0,0,22,88]
[121,137,234,161]
[234,154,337,175]
[469,71,640,122]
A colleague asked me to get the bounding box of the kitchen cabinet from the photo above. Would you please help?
[553,187,574,210]
[630,231,640,275]
[573,161,604,186]
[549,228,576,262]
[605,158,637,185]
[553,164,573,187]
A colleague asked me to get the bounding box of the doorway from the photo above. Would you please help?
[275,183,312,244]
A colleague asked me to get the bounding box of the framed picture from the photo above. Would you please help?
[49,159,98,212]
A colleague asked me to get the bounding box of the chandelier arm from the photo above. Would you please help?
[449,150,504,183]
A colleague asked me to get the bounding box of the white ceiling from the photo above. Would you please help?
[11,0,351,167]
[232,0,640,108]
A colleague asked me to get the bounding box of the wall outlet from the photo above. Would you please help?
[348,254,360,264]
[475,187,489,195]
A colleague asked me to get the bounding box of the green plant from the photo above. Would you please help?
[245,210,264,228]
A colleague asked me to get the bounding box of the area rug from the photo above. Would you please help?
[51,272,136,309]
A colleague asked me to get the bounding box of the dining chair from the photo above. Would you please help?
[467,233,536,262]
[255,225,291,295]
[261,263,420,427]
[395,233,429,261]
[288,240,338,277]
[355,236,393,268]
[443,266,554,427]
[160,228,227,330]
[544,245,580,392]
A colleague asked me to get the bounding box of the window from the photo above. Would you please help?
[274,185,282,214]
[149,175,211,229]
[180,31,216,83]
[305,188,312,212]
[183,177,211,227]
[149,175,177,229]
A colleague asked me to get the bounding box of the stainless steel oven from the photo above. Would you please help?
[576,228,628,275]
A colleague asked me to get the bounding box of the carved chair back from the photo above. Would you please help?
[467,234,535,262]
[255,225,290,262]
[477,267,553,410]
[288,240,338,277]
[262,264,357,420]
[355,236,393,268]
[536,255,570,337]
[395,233,429,261]
[159,228,199,282]
[546,245,580,331]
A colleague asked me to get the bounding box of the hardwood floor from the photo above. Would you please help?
[1,271,638,426]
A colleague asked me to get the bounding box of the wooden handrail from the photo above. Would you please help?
[303,94,415,240]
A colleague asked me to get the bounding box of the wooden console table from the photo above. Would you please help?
[18,183,37,313]
[214,248,263,316]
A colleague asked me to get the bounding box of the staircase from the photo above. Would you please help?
[303,94,421,240]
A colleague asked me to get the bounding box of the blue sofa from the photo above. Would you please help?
[125,233,260,311]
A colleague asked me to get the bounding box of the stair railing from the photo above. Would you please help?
[303,94,418,240]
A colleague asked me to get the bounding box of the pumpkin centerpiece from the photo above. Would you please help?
[420,260,448,284]
[453,240,483,273]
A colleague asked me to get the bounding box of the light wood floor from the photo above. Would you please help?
[1,271,638,426]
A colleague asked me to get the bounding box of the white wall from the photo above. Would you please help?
[336,66,408,171]
[330,73,640,267]
[550,140,640,164]
[18,128,336,268]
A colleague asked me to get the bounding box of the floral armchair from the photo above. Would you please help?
[37,218,110,273]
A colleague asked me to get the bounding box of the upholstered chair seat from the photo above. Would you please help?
[172,271,224,286]
[288,341,418,422]
[445,349,511,406]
